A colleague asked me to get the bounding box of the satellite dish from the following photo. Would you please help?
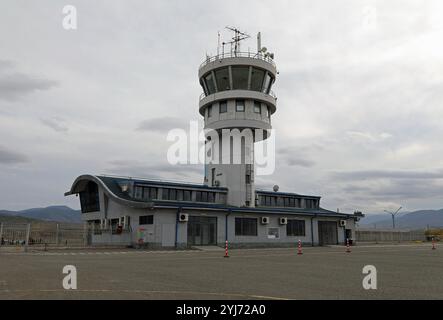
[273,185,279,192]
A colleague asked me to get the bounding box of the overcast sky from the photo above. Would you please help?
[1,1,443,215]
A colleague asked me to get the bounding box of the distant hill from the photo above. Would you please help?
[359,209,443,229]
[0,206,81,224]
[0,214,39,224]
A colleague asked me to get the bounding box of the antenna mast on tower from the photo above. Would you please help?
[223,26,250,56]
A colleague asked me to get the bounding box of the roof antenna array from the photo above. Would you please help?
[223,26,250,56]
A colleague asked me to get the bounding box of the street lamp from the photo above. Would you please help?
[384,206,402,229]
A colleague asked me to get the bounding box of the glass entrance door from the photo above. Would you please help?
[187,216,217,246]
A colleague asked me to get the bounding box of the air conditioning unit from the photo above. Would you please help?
[279,217,288,225]
[261,216,270,225]
[179,213,189,222]
[339,220,347,227]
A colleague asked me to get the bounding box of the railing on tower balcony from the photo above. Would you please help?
[199,89,277,101]
[199,51,276,69]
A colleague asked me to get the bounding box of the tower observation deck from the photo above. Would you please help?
[199,28,277,207]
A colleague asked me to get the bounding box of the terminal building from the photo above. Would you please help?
[65,29,363,248]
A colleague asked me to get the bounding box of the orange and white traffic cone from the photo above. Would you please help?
[224,240,230,258]
[297,239,303,255]
[346,238,351,253]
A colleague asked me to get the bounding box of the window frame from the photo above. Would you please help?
[286,219,306,237]
[235,217,258,236]
[236,99,245,112]
[139,215,154,225]
[219,100,227,113]
[253,101,261,114]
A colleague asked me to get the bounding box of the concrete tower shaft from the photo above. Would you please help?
[198,35,277,207]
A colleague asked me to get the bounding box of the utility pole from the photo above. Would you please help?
[384,206,402,229]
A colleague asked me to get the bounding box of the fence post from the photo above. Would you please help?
[56,223,59,246]
[0,223,3,246]
[83,222,87,247]
[24,223,31,252]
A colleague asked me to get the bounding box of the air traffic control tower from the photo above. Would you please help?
[198,28,277,207]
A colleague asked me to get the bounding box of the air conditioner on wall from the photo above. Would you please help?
[340,220,347,227]
[261,217,270,225]
[179,213,189,222]
[279,217,288,225]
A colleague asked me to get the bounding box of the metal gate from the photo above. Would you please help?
[318,221,338,245]
[187,216,217,246]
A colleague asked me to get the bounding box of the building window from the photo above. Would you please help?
[250,67,265,92]
[219,100,227,113]
[204,73,216,94]
[208,105,212,117]
[162,188,178,200]
[139,215,153,225]
[266,106,271,118]
[287,220,306,236]
[236,99,245,112]
[214,67,230,91]
[195,191,215,202]
[262,73,273,94]
[254,101,261,114]
[246,173,251,184]
[79,181,100,213]
[135,186,157,200]
[231,66,249,90]
[184,190,191,201]
[235,218,257,236]
[134,186,143,200]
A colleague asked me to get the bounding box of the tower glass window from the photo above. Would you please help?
[204,73,216,94]
[236,99,245,112]
[250,67,265,91]
[254,101,261,114]
[207,105,212,117]
[231,66,249,90]
[214,67,230,91]
[262,73,272,94]
[219,101,227,113]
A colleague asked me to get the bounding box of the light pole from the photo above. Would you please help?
[384,206,402,229]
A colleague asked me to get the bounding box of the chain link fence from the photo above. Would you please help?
[356,228,426,243]
[0,222,86,250]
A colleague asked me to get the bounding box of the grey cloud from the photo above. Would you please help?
[286,157,315,168]
[332,169,443,181]
[40,117,69,133]
[106,160,203,181]
[277,146,317,167]
[136,117,190,133]
[0,60,14,71]
[0,72,58,101]
[342,180,443,200]
[0,146,29,164]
